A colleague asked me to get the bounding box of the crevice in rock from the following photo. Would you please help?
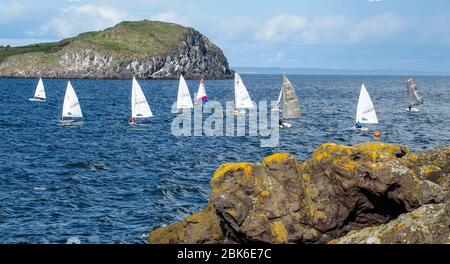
[357,186,407,223]
[395,148,408,159]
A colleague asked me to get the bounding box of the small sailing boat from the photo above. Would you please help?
[29,78,46,101]
[273,75,301,128]
[130,77,153,124]
[195,79,208,102]
[234,73,253,115]
[61,81,82,122]
[406,77,424,112]
[355,83,378,131]
[176,74,193,112]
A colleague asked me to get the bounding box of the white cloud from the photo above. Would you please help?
[255,12,404,44]
[40,4,126,38]
[350,12,405,42]
[0,1,26,23]
[267,51,285,62]
[256,14,348,44]
[217,17,259,40]
[256,15,309,42]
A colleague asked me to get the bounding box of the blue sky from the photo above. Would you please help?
[1,0,449,73]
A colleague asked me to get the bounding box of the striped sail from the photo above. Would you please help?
[195,79,208,102]
[406,78,424,107]
[281,75,301,119]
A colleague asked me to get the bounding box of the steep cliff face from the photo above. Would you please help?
[0,21,232,79]
[149,142,450,244]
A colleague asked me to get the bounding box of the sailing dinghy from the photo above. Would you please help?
[130,77,153,124]
[176,74,193,112]
[355,83,378,131]
[234,73,254,115]
[29,78,46,102]
[195,79,208,102]
[273,75,301,128]
[406,77,424,112]
[61,81,82,122]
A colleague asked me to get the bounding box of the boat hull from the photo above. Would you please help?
[29,97,46,102]
[407,108,419,112]
[280,122,292,128]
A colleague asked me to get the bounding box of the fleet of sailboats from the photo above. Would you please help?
[355,83,378,131]
[406,77,424,112]
[29,78,46,102]
[234,73,254,115]
[61,81,82,122]
[130,77,153,124]
[28,73,425,132]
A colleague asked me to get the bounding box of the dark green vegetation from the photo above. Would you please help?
[0,42,62,63]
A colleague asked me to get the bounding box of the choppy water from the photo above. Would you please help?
[0,75,449,243]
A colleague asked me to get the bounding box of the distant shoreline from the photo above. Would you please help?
[1,72,449,80]
[233,67,450,77]
[0,75,234,81]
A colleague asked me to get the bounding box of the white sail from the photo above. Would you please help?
[176,74,193,110]
[34,78,46,100]
[131,77,153,118]
[195,79,207,101]
[234,73,253,109]
[62,81,82,119]
[356,84,378,124]
[273,87,283,110]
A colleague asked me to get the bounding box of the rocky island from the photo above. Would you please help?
[0,20,232,79]
[149,142,450,244]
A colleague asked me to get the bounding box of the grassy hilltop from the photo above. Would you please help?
[0,20,231,79]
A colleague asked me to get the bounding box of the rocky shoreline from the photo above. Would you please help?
[149,142,450,244]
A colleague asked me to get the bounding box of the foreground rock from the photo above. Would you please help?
[0,20,232,79]
[329,203,449,244]
[149,142,450,244]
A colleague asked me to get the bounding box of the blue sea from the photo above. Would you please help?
[0,75,449,243]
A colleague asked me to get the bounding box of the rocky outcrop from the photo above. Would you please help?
[148,142,450,244]
[113,30,232,79]
[0,21,232,79]
[329,203,449,244]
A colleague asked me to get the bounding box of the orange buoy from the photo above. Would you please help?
[374,131,382,138]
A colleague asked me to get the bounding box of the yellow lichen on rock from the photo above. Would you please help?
[420,165,441,177]
[355,142,409,162]
[270,220,288,243]
[259,189,270,198]
[312,143,354,161]
[211,162,253,184]
[343,160,358,171]
[263,153,292,164]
